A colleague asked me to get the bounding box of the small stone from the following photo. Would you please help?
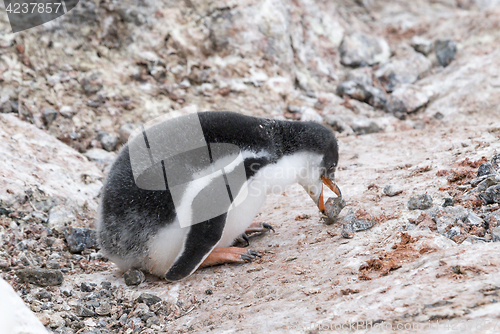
[63,227,97,253]
[435,40,457,67]
[205,289,213,295]
[47,205,76,232]
[80,282,95,292]
[1,100,13,113]
[465,212,483,226]
[59,106,75,118]
[492,226,500,242]
[36,289,52,301]
[348,117,382,135]
[336,81,386,109]
[42,107,58,124]
[477,163,495,177]
[101,281,111,290]
[324,196,346,224]
[124,268,145,286]
[408,194,433,210]
[491,154,500,172]
[324,115,354,135]
[119,123,139,143]
[442,197,455,207]
[339,33,391,67]
[99,132,118,152]
[341,209,375,237]
[76,303,96,317]
[136,293,162,306]
[16,268,63,286]
[82,73,103,94]
[444,226,461,240]
[411,36,433,55]
[483,185,500,204]
[95,301,112,316]
[383,184,403,197]
[146,315,160,326]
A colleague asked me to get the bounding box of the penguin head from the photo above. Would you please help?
[296,124,341,214]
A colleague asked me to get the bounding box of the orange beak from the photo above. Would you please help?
[318,177,342,214]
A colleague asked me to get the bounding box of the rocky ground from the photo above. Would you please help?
[1,0,500,333]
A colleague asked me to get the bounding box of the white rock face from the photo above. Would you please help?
[0,114,103,218]
[0,278,48,334]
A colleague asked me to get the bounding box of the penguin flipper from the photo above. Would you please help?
[199,247,261,267]
[164,214,227,282]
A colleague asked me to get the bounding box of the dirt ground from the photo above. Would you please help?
[1,0,500,333]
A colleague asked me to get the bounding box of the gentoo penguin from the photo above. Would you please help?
[97,111,341,281]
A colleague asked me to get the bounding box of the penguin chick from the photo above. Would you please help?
[97,111,341,281]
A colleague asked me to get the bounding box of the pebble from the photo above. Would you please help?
[383,184,403,197]
[435,40,457,67]
[341,209,375,238]
[59,106,75,118]
[339,32,390,67]
[442,197,455,207]
[42,107,58,124]
[94,301,112,316]
[349,118,382,135]
[80,282,95,292]
[492,227,500,242]
[82,73,103,94]
[408,194,433,210]
[482,185,500,204]
[16,268,63,286]
[477,162,495,177]
[36,289,52,301]
[76,303,96,317]
[98,132,118,152]
[1,100,13,113]
[411,36,433,55]
[119,123,139,143]
[337,81,387,109]
[324,115,354,135]
[124,268,145,286]
[136,293,162,306]
[63,227,97,253]
[47,205,77,232]
[465,212,483,226]
[323,196,346,224]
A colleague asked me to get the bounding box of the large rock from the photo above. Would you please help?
[375,44,432,92]
[0,114,103,216]
[0,278,48,334]
[386,85,430,119]
[339,32,390,67]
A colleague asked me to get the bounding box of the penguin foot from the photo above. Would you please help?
[233,233,250,247]
[199,247,261,268]
[245,222,275,234]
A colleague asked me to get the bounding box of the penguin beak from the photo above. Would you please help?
[306,177,342,214]
[322,176,342,197]
[317,177,342,214]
